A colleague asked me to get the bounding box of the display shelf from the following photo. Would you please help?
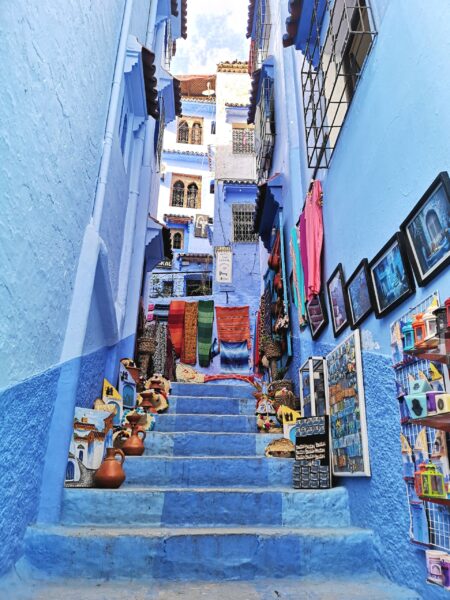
[404,334,450,366]
[419,496,450,507]
[407,413,450,432]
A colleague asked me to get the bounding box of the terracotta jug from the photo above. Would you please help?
[94,448,126,489]
[122,426,146,456]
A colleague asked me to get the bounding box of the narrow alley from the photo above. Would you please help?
[1,1,450,599]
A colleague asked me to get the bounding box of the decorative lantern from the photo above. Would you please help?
[402,319,415,351]
[435,307,447,339]
[423,305,438,341]
[414,463,428,496]
[421,463,447,499]
[412,313,426,346]
[445,298,450,329]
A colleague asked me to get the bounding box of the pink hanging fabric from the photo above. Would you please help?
[299,212,309,298]
[305,180,324,301]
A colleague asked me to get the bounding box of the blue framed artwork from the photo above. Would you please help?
[369,232,415,318]
[400,171,450,287]
[327,263,350,337]
[345,259,373,329]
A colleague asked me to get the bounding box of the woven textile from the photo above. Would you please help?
[164,332,176,381]
[168,301,186,357]
[181,302,198,365]
[253,310,262,376]
[262,286,272,337]
[154,303,170,322]
[198,300,214,367]
[220,341,249,373]
[152,322,167,375]
[215,306,251,350]
[290,227,307,326]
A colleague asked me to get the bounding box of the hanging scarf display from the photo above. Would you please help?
[305,180,324,300]
[215,306,251,350]
[299,212,309,299]
[168,300,186,357]
[152,322,168,375]
[220,340,249,374]
[198,300,214,367]
[181,302,198,365]
[254,310,262,376]
[290,226,307,326]
[153,303,170,322]
[164,332,176,381]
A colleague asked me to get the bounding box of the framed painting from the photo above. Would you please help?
[305,293,328,340]
[326,330,371,477]
[345,259,373,329]
[369,232,415,318]
[400,172,450,286]
[327,263,350,337]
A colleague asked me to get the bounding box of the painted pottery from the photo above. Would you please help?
[94,448,126,488]
[122,427,146,456]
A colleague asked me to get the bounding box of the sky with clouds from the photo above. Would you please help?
[172,0,250,75]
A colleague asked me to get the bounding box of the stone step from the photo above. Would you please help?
[155,414,257,433]
[24,524,374,580]
[170,382,255,399]
[170,395,255,415]
[2,573,422,600]
[123,455,293,488]
[61,487,350,528]
[144,431,278,456]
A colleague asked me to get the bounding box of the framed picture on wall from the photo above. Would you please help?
[345,259,373,329]
[327,263,350,337]
[326,330,371,477]
[368,232,415,318]
[305,293,328,340]
[400,171,450,287]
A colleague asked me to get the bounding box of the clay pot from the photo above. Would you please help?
[94,448,126,488]
[122,427,147,456]
[126,412,142,428]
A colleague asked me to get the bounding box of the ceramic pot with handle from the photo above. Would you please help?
[94,448,126,488]
[122,427,147,456]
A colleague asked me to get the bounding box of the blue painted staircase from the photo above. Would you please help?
[21,382,419,596]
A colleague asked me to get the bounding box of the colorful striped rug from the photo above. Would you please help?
[153,303,170,322]
[168,300,186,357]
[220,340,249,374]
[181,302,198,365]
[198,300,214,367]
[215,306,251,350]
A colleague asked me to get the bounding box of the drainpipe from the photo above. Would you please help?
[116,120,146,333]
[92,0,134,229]
[37,0,134,524]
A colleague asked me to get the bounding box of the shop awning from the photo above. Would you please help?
[246,0,256,38]
[142,47,159,119]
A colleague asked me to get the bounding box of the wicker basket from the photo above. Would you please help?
[137,337,156,354]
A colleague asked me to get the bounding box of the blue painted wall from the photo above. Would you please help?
[262,0,450,597]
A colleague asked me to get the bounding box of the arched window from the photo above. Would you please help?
[172,232,182,250]
[66,461,75,481]
[191,122,202,145]
[177,120,189,144]
[172,181,185,207]
[187,183,199,208]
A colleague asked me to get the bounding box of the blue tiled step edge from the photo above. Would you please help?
[155,414,257,433]
[61,486,350,528]
[169,396,255,415]
[170,382,255,399]
[124,455,292,487]
[1,572,421,599]
[144,431,279,456]
[24,525,374,580]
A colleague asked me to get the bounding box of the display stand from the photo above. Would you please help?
[299,357,329,417]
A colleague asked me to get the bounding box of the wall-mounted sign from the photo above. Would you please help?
[215,246,233,283]
[194,214,209,238]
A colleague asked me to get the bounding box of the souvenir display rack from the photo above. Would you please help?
[394,292,450,551]
[299,357,329,417]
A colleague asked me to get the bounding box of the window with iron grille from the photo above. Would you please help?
[255,75,275,184]
[162,280,174,296]
[186,183,199,208]
[232,204,259,243]
[191,122,202,145]
[171,231,183,250]
[177,120,189,143]
[171,181,185,207]
[301,0,377,170]
[186,276,212,297]
[170,174,202,208]
[232,126,255,154]
[249,0,272,75]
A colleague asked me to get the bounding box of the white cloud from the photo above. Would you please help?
[172,0,250,74]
